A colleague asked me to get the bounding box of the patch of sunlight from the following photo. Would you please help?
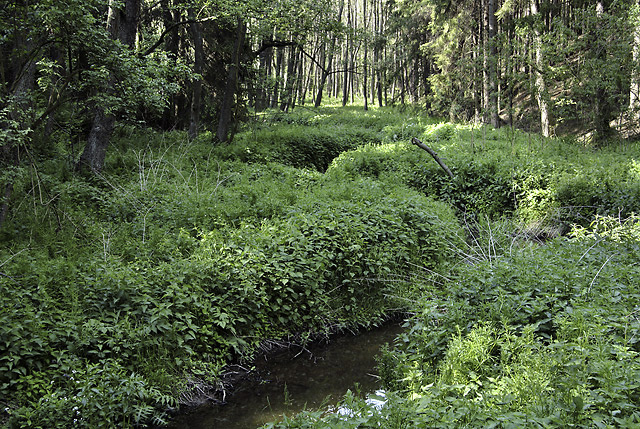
[630,159,640,179]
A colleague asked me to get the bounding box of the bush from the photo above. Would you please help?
[214,124,381,172]
[0,162,462,427]
[375,217,640,427]
[7,359,175,428]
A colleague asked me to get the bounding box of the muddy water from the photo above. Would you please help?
[168,322,404,428]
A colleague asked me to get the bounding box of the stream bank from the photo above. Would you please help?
[167,322,404,428]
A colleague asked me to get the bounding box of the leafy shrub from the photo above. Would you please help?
[8,359,175,428]
[266,217,640,428]
[214,124,381,172]
[330,122,640,225]
[374,218,640,427]
[6,105,640,428]
[194,178,462,331]
[329,141,517,217]
[0,160,461,427]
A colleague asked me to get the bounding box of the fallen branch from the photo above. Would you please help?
[411,137,454,179]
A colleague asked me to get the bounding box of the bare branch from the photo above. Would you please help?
[411,137,455,179]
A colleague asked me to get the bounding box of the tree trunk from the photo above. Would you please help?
[188,7,203,141]
[78,109,116,173]
[483,0,499,127]
[160,0,180,129]
[594,1,612,142]
[315,1,344,107]
[531,0,550,137]
[280,45,297,112]
[473,14,481,123]
[0,25,33,227]
[77,0,140,173]
[292,48,304,109]
[630,0,640,117]
[258,41,273,110]
[343,0,352,107]
[363,0,369,111]
[271,44,284,108]
[217,19,246,143]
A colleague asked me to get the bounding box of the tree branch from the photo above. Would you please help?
[140,16,216,57]
[411,137,454,179]
[253,40,298,56]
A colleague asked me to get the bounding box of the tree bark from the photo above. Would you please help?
[483,0,499,127]
[0,1,36,227]
[412,138,454,179]
[531,0,550,137]
[363,0,369,111]
[79,109,116,173]
[77,0,140,173]
[217,19,246,143]
[630,0,640,117]
[187,7,203,141]
[315,1,344,107]
[594,0,613,142]
[256,40,272,111]
[489,0,499,127]
[342,0,352,107]
[280,45,297,111]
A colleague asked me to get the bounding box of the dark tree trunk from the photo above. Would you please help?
[161,0,180,129]
[271,44,284,108]
[490,0,499,128]
[217,19,246,143]
[531,0,550,136]
[423,58,431,110]
[593,1,612,142]
[77,0,140,173]
[0,2,37,228]
[0,183,13,229]
[483,0,499,127]
[188,7,203,141]
[280,46,297,112]
[631,0,640,117]
[363,0,368,111]
[314,44,329,108]
[292,48,304,109]
[256,42,272,111]
[78,109,116,173]
[342,0,351,107]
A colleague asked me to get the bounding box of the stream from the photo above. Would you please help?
[168,322,404,428]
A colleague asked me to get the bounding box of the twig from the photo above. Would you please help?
[587,254,613,294]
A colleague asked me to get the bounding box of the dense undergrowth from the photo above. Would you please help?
[253,108,640,428]
[2,104,640,427]
[266,217,640,428]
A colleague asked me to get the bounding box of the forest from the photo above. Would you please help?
[2,0,640,427]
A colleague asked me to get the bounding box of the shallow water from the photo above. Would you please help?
[168,322,403,428]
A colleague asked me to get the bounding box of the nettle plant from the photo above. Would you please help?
[375,216,640,427]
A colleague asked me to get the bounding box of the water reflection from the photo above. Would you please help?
[168,323,403,429]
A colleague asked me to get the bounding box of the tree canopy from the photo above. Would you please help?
[1,0,639,221]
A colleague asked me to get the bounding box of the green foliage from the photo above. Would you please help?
[5,104,640,427]
[542,4,636,141]
[7,359,175,428]
[329,121,640,224]
[373,218,640,427]
[0,108,465,426]
[269,216,640,427]
[216,121,382,172]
